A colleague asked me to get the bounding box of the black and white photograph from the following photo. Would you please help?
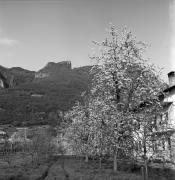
[0,0,174,179]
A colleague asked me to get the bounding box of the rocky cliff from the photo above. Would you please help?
[35,61,72,79]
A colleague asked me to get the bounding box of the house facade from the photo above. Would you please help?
[154,71,175,161]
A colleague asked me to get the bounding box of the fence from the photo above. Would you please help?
[0,141,33,156]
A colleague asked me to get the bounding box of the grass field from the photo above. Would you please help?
[0,154,175,180]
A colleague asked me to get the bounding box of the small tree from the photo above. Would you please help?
[3,141,14,167]
[29,128,55,165]
[65,100,93,162]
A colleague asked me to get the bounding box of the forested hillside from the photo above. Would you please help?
[0,61,91,126]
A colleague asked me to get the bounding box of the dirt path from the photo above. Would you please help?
[44,159,77,180]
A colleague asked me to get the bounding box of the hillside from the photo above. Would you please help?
[0,61,92,126]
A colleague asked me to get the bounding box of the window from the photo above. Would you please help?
[168,137,171,150]
[162,138,165,150]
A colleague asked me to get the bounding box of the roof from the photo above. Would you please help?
[161,103,172,113]
[151,129,175,136]
[168,71,175,77]
[0,124,14,128]
[163,85,175,93]
[0,130,6,135]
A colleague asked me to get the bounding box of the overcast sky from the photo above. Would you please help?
[0,0,173,81]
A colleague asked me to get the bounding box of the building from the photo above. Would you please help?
[8,127,31,143]
[8,125,52,143]
[0,124,16,139]
[133,72,175,162]
[0,130,7,144]
[153,71,175,161]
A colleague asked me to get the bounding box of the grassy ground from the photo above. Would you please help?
[0,152,51,180]
[45,157,143,180]
[45,156,175,180]
[0,154,175,180]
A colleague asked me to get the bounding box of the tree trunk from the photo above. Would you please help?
[85,154,88,162]
[45,153,48,160]
[143,130,148,180]
[99,157,102,169]
[162,157,165,169]
[144,159,148,180]
[141,166,144,180]
[113,154,117,172]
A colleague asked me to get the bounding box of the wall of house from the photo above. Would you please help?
[168,104,175,128]
[164,88,175,128]
[163,87,175,161]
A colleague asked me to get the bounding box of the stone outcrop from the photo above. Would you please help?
[35,61,72,79]
[0,72,9,88]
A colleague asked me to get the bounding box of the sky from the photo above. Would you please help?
[0,0,174,81]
